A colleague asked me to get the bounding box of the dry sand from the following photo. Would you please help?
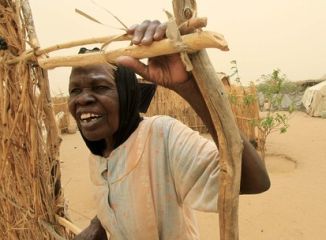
[60,111,326,239]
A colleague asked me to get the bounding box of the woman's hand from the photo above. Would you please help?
[116,20,189,89]
[73,217,107,240]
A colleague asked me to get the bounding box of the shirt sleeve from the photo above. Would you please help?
[167,118,220,212]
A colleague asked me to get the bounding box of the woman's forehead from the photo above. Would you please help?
[70,64,115,82]
[71,64,114,75]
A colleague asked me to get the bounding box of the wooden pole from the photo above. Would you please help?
[172,1,243,240]
[36,31,228,69]
[5,16,208,65]
[21,0,66,235]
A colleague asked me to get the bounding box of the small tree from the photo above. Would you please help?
[229,63,298,160]
[254,69,299,159]
[257,69,301,111]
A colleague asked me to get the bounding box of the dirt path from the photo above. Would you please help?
[60,111,326,239]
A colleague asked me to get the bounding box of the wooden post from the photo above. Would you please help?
[35,31,227,69]
[172,1,243,240]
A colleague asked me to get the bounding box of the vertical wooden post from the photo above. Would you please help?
[172,1,243,239]
[21,0,63,215]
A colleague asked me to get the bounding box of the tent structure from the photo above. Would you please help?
[302,80,326,117]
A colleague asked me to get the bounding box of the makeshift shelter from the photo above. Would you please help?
[1,0,246,239]
[302,80,326,117]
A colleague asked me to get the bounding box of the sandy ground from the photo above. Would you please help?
[60,111,326,239]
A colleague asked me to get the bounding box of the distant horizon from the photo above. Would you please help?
[29,0,326,95]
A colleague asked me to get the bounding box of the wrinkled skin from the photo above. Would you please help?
[68,64,119,154]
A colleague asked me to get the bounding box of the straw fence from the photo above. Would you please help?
[0,1,71,239]
[145,78,261,145]
[145,85,207,132]
[228,84,261,146]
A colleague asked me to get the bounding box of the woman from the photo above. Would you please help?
[69,20,270,240]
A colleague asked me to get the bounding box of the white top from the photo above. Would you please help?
[88,116,220,239]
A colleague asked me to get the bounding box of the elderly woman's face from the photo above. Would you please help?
[68,64,119,143]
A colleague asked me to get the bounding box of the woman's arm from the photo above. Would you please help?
[172,76,270,194]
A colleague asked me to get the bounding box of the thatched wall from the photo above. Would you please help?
[145,85,207,132]
[145,79,261,144]
[228,84,261,145]
[0,1,70,239]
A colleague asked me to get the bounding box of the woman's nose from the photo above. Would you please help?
[76,90,95,105]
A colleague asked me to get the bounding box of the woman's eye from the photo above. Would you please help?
[93,86,109,92]
[69,88,81,95]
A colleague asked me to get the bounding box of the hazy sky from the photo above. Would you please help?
[29,0,326,95]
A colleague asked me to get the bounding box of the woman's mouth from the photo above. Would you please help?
[79,112,104,128]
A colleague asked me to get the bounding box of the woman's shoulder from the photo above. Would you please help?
[143,115,178,127]
[143,115,195,137]
[140,115,181,136]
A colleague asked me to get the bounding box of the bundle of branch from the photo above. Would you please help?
[0,1,71,239]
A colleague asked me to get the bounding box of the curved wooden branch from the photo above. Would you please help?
[37,31,228,69]
[172,1,242,240]
[5,17,207,65]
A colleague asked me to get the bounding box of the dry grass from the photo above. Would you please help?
[0,1,71,239]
